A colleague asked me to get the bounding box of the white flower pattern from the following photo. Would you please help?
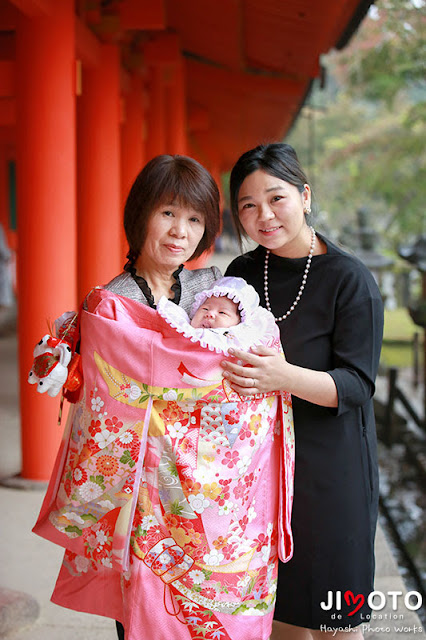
[247,505,257,522]
[101,557,113,568]
[119,432,134,445]
[163,389,178,401]
[192,466,215,484]
[236,455,251,475]
[129,385,142,400]
[188,569,205,585]
[94,428,116,449]
[177,401,196,413]
[91,396,104,412]
[167,422,188,439]
[79,481,103,502]
[218,500,234,516]
[141,515,158,530]
[188,493,209,514]
[95,529,108,545]
[203,549,224,566]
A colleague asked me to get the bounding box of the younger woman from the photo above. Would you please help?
[223,143,384,639]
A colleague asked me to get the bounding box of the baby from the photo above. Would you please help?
[190,290,241,329]
[157,276,278,355]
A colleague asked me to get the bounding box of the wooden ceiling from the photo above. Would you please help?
[0,0,373,170]
[172,0,373,167]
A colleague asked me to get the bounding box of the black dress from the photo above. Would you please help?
[225,234,384,629]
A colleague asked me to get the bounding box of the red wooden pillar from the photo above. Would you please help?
[166,57,187,156]
[145,35,187,161]
[120,73,145,262]
[187,151,222,269]
[145,35,184,160]
[77,44,121,303]
[16,1,77,481]
[0,146,9,230]
[145,63,167,160]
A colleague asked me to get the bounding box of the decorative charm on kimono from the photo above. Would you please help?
[28,312,82,398]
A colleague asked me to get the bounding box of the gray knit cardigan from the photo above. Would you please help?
[104,266,222,315]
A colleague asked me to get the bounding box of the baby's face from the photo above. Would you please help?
[191,296,240,329]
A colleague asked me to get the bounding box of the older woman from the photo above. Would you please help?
[107,154,221,309]
[33,154,222,639]
[223,143,384,640]
[34,151,297,640]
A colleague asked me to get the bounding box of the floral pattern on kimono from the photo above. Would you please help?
[33,289,294,640]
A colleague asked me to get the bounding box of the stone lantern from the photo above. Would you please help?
[398,234,426,422]
[354,207,394,286]
[339,208,394,302]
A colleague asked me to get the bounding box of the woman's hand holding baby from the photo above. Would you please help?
[221,345,288,395]
[222,345,338,407]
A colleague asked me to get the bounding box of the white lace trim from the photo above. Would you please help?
[157,297,278,355]
[190,276,260,322]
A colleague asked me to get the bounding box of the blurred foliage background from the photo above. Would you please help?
[285,0,426,248]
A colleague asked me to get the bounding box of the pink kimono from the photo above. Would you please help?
[33,287,294,640]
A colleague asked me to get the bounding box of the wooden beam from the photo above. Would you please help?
[118,0,166,30]
[166,0,242,72]
[75,15,101,68]
[187,59,304,100]
[144,34,180,66]
[82,0,101,26]
[8,0,54,18]
[316,0,351,56]
[0,2,20,29]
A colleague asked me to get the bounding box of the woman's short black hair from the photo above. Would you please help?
[124,154,221,264]
[229,143,309,243]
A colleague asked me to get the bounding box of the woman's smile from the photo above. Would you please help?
[237,169,311,258]
[259,225,283,235]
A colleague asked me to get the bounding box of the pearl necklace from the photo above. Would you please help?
[264,226,316,322]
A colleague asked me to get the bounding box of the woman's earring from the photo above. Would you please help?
[304,207,311,215]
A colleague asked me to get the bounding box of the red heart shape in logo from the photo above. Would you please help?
[344,591,365,616]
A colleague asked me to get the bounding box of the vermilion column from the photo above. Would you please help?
[187,155,222,270]
[77,45,121,303]
[145,35,184,161]
[120,73,145,262]
[166,58,187,156]
[145,64,167,160]
[16,1,77,481]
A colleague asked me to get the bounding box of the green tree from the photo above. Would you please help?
[348,0,426,106]
[286,0,426,246]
